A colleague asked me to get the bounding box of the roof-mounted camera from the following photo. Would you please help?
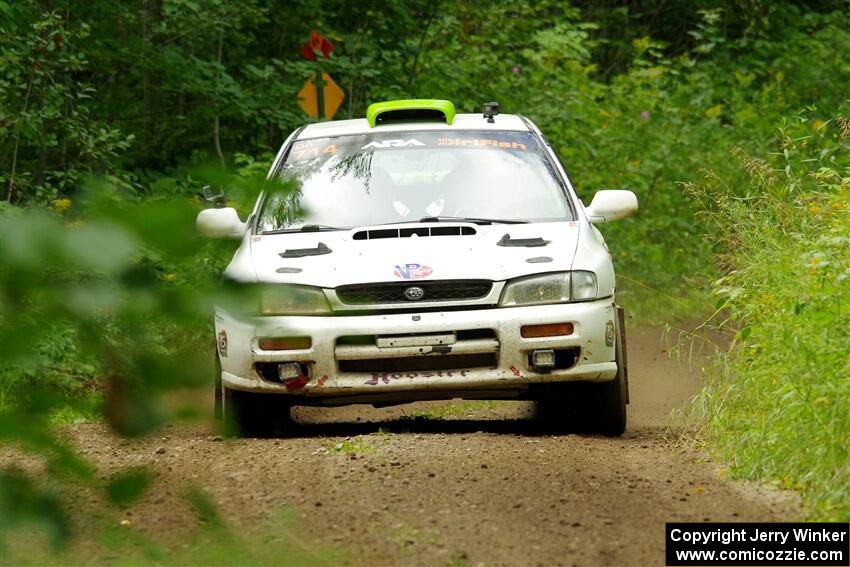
[483,101,500,123]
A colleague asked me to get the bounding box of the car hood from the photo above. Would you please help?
[248,221,581,287]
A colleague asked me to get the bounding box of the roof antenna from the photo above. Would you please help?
[482,101,500,123]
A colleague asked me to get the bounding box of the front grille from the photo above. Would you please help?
[336,280,492,305]
[336,329,497,346]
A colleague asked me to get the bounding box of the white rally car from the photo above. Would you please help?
[197,99,637,436]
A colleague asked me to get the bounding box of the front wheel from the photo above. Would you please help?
[593,319,627,436]
[223,387,293,437]
[534,312,628,436]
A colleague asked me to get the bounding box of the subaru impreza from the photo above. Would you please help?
[197,99,638,436]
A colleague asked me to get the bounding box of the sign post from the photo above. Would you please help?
[298,31,343,121]
[313,61,326,120]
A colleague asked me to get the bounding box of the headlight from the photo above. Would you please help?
[499,271,597,307]
[570,270,598,301]
[259,285,331,315]
[500,273,570,307]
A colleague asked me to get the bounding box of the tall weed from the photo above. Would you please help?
[689,115,850,520]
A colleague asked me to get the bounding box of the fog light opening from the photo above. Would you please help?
[277,362,303,381]
[531,349,556,372]
[279,362,309,391]
[527,348,580,372]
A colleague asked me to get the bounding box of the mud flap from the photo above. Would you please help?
[214,353,223,420]
[616,305,630,404]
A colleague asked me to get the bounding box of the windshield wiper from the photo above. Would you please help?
[262,224,346,234]
[416,216,528,225]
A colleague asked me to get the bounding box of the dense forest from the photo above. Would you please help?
[3,0,849,290]
[1,0,848,557]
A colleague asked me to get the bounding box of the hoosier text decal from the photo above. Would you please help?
[365,370,469,385]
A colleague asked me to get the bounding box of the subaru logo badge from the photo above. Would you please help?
[404,286,425,301]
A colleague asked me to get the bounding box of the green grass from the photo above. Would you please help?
[402,400,503,421]
[687,125,850,521]
[391,523,439,555]
[616,274,713,327]
[1,505,344,566]
[329,435,378,456]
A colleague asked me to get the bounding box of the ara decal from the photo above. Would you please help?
[509,365,521,377]
[361,139,425,150]
[394,263,433,279]
[317,374,329,386]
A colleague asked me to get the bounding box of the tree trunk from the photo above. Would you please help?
[141,0,162,159]
[213,29,226,169]
[33,145,49,189]
[7,76,34,202]
[406,5,439,95]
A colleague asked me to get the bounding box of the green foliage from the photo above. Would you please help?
[689,115,850,520]
[2,1,849,304]
[186,485,223,528]
[0,469,69,553]
[0,169,293,552]
[106,469,151,506]
[330,436,377,456]
[3,505,342,566]
[393,3,850,304]
[0,9,133,202]
[2,0,850,551]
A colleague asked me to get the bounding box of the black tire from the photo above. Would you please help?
[223,387,292,437]
[594,320,627,436]
[534,316,627,436]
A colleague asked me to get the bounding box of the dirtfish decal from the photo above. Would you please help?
[362,139,425,150]
[394,263,433,279]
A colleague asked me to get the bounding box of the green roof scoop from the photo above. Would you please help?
[366,99,456,128]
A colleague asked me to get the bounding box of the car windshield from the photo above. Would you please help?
[257,130,572,232]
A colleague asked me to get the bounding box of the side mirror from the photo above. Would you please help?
[585,190,638,223]
[196,207,246,239]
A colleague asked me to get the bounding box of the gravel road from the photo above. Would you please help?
[57,325,798,566]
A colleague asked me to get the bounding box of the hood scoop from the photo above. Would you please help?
[279,242,332,258]
[353,225,476,240]
[497,233,550,248]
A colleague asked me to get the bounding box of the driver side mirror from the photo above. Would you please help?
[585,190,638,223]
[196,207,246,239]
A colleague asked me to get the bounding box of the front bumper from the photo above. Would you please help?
[215,299,618,404]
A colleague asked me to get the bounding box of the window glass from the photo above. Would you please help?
[257,131,571,232]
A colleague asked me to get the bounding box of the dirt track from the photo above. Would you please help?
[57,325,799,566]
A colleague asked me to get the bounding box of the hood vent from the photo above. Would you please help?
[353,226,476,240]
[497,233,550,247]
[279,242,332,258]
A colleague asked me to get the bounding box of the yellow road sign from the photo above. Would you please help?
[298,72,345,120]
